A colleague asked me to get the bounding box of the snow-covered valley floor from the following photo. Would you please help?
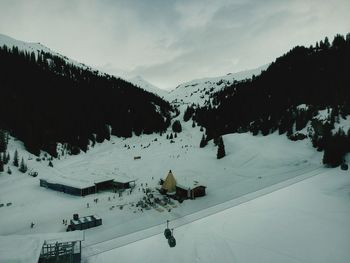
[87,167,350,263]
[0,123,349,263]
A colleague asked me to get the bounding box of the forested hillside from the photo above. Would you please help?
[194,33,350,167]
[0,46,173,156]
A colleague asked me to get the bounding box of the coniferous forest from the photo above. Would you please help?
[0,46,173,157]
[194,33,350,167]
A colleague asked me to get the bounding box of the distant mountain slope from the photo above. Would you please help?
[0,33,92,71]
[194,33,350,167]
[167,64,268,107]
[128,76,168,98]
[0,34,173,157]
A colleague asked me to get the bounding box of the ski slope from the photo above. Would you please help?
[0,117,324,242]
[86,169,350,263]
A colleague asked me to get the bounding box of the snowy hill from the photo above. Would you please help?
[167,64,268,107]
[1,124,349,263]
[0,122,325,245]
[128,76,168,98]
[0,33,93,71]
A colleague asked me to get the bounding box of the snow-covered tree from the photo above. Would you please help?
[19,158,27,173]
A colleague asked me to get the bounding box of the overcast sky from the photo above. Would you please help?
[0,0,349,90]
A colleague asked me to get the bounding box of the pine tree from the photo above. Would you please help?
[169,133,173,140]
[199,134,207,148]
[323,37,330,49]
[217,136,226,159]
[172,120,182,133]
[0,130,7,153]
[13,150,19,167]
[0,156,4,172]
[48,161,53,167]
[3,151,9,164]
[19,157,27,173]
[183,106,194,122]
[6,152,10,164]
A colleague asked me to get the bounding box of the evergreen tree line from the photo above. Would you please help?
[0,46,173,157]
[194,33,350,166]
[0,130,27,174]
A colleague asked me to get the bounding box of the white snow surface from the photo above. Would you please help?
[0,235,43,263]
[167,64,268,106]
[87,169,350,263]
[2,119,349,263]
[0,33,98,73]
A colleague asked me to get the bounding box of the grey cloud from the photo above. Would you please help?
[0,0,349,90]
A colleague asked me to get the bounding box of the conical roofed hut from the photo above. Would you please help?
[162,170,176,193]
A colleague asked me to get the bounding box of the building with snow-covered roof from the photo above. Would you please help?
[161,170,206,199]
[112,173,137,190]
[40,171,136,196]
[39,177,114,196]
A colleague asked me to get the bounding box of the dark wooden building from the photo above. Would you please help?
[40,177,119,197]
[176,185,206,199]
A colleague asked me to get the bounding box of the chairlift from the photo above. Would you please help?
[168,229,176,248]
[164,220,172,239]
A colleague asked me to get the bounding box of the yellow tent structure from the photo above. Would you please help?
[162,170,176,193]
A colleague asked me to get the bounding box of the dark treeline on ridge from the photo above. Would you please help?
[0,46,173,157]
[194,33,350,167]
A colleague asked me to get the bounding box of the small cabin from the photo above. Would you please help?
[67,214,102,231]
[176,185,206,199]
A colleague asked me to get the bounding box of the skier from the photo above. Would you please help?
[30,222,35,228]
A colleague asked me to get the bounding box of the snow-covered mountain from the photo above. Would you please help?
[0,33,267,108]
[1,33,350,263]
[167,64,269,106]
[0,33,93,71]
[128,76,168,98]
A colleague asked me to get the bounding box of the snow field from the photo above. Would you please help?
[86,169,350,263]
